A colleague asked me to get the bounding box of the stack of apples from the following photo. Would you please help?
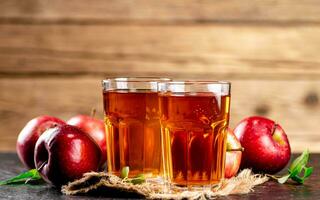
[16,115,291,187]
[16,115,107,186]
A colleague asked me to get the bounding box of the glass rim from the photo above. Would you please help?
[102,77,171,83]
[160,80,231,85]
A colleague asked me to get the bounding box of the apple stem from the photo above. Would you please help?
[271,123,278,135]
[91,108,96,118]
[227,147,244,152]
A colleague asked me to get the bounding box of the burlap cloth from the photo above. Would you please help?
[62,169,268,199]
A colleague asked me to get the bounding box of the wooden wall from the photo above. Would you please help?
[0,1,319,152]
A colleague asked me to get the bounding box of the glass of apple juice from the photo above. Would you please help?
[102,77,169,178]
[158,81,231,190]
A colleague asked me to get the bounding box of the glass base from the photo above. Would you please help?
[163,179,221,192]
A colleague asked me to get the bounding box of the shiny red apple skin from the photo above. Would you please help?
[16,116,65,169]
[34,125,101,187]
[225,129,242,178]
[234,116,291,174]
[67,115,107,166]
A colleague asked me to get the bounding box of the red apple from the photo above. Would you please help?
[16,116,65,169]
[234,116,291,174]
[67,114,106,166]
[225,128,242,178]
[34,125,101,187]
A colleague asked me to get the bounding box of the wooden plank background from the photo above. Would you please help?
[0,0,319,152]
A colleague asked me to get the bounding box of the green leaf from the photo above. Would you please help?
[119,166,145,184]
[277,174,291,184]
[0,169,42,185]
[289,149,309,171]
[292,175,304,184]
[120,166,129,179]
[130,174,145,185]
[291,166,314,184]
[289,149,309,177]
[288,150,313,184]
[275,150,313,184]
[303,166,313,179]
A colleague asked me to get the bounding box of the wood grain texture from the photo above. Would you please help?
[1,0,320,24]
[0,78,319,152]
[0,0,319,154]
[0,24,320,79]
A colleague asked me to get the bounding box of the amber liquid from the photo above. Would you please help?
[103,90,161,177]
[159,93,230,186]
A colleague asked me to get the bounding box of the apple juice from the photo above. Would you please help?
[103,90,161,177]
[159,93,230,186]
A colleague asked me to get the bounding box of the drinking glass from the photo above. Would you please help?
[158,81,231,188]
[102,77,169,178]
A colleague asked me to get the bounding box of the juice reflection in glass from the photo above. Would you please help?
[102,78,168,178]
[158,81,231,187]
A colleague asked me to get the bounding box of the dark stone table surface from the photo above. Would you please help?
[0,153,319,200]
